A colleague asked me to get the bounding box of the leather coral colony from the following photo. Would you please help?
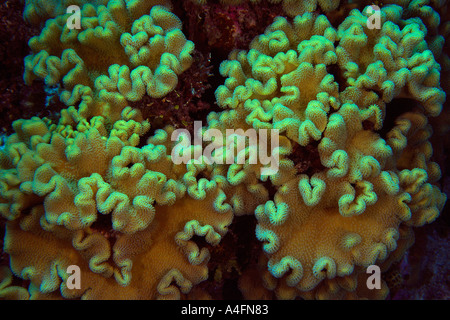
[0,0,447,299]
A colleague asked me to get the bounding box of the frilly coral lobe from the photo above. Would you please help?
[0,0,448,300]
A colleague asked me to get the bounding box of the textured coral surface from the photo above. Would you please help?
[0,0,448,300]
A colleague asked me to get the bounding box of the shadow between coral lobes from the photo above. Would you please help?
[191,215,263,300]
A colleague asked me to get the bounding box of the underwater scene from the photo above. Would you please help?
[0,0,448,300]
